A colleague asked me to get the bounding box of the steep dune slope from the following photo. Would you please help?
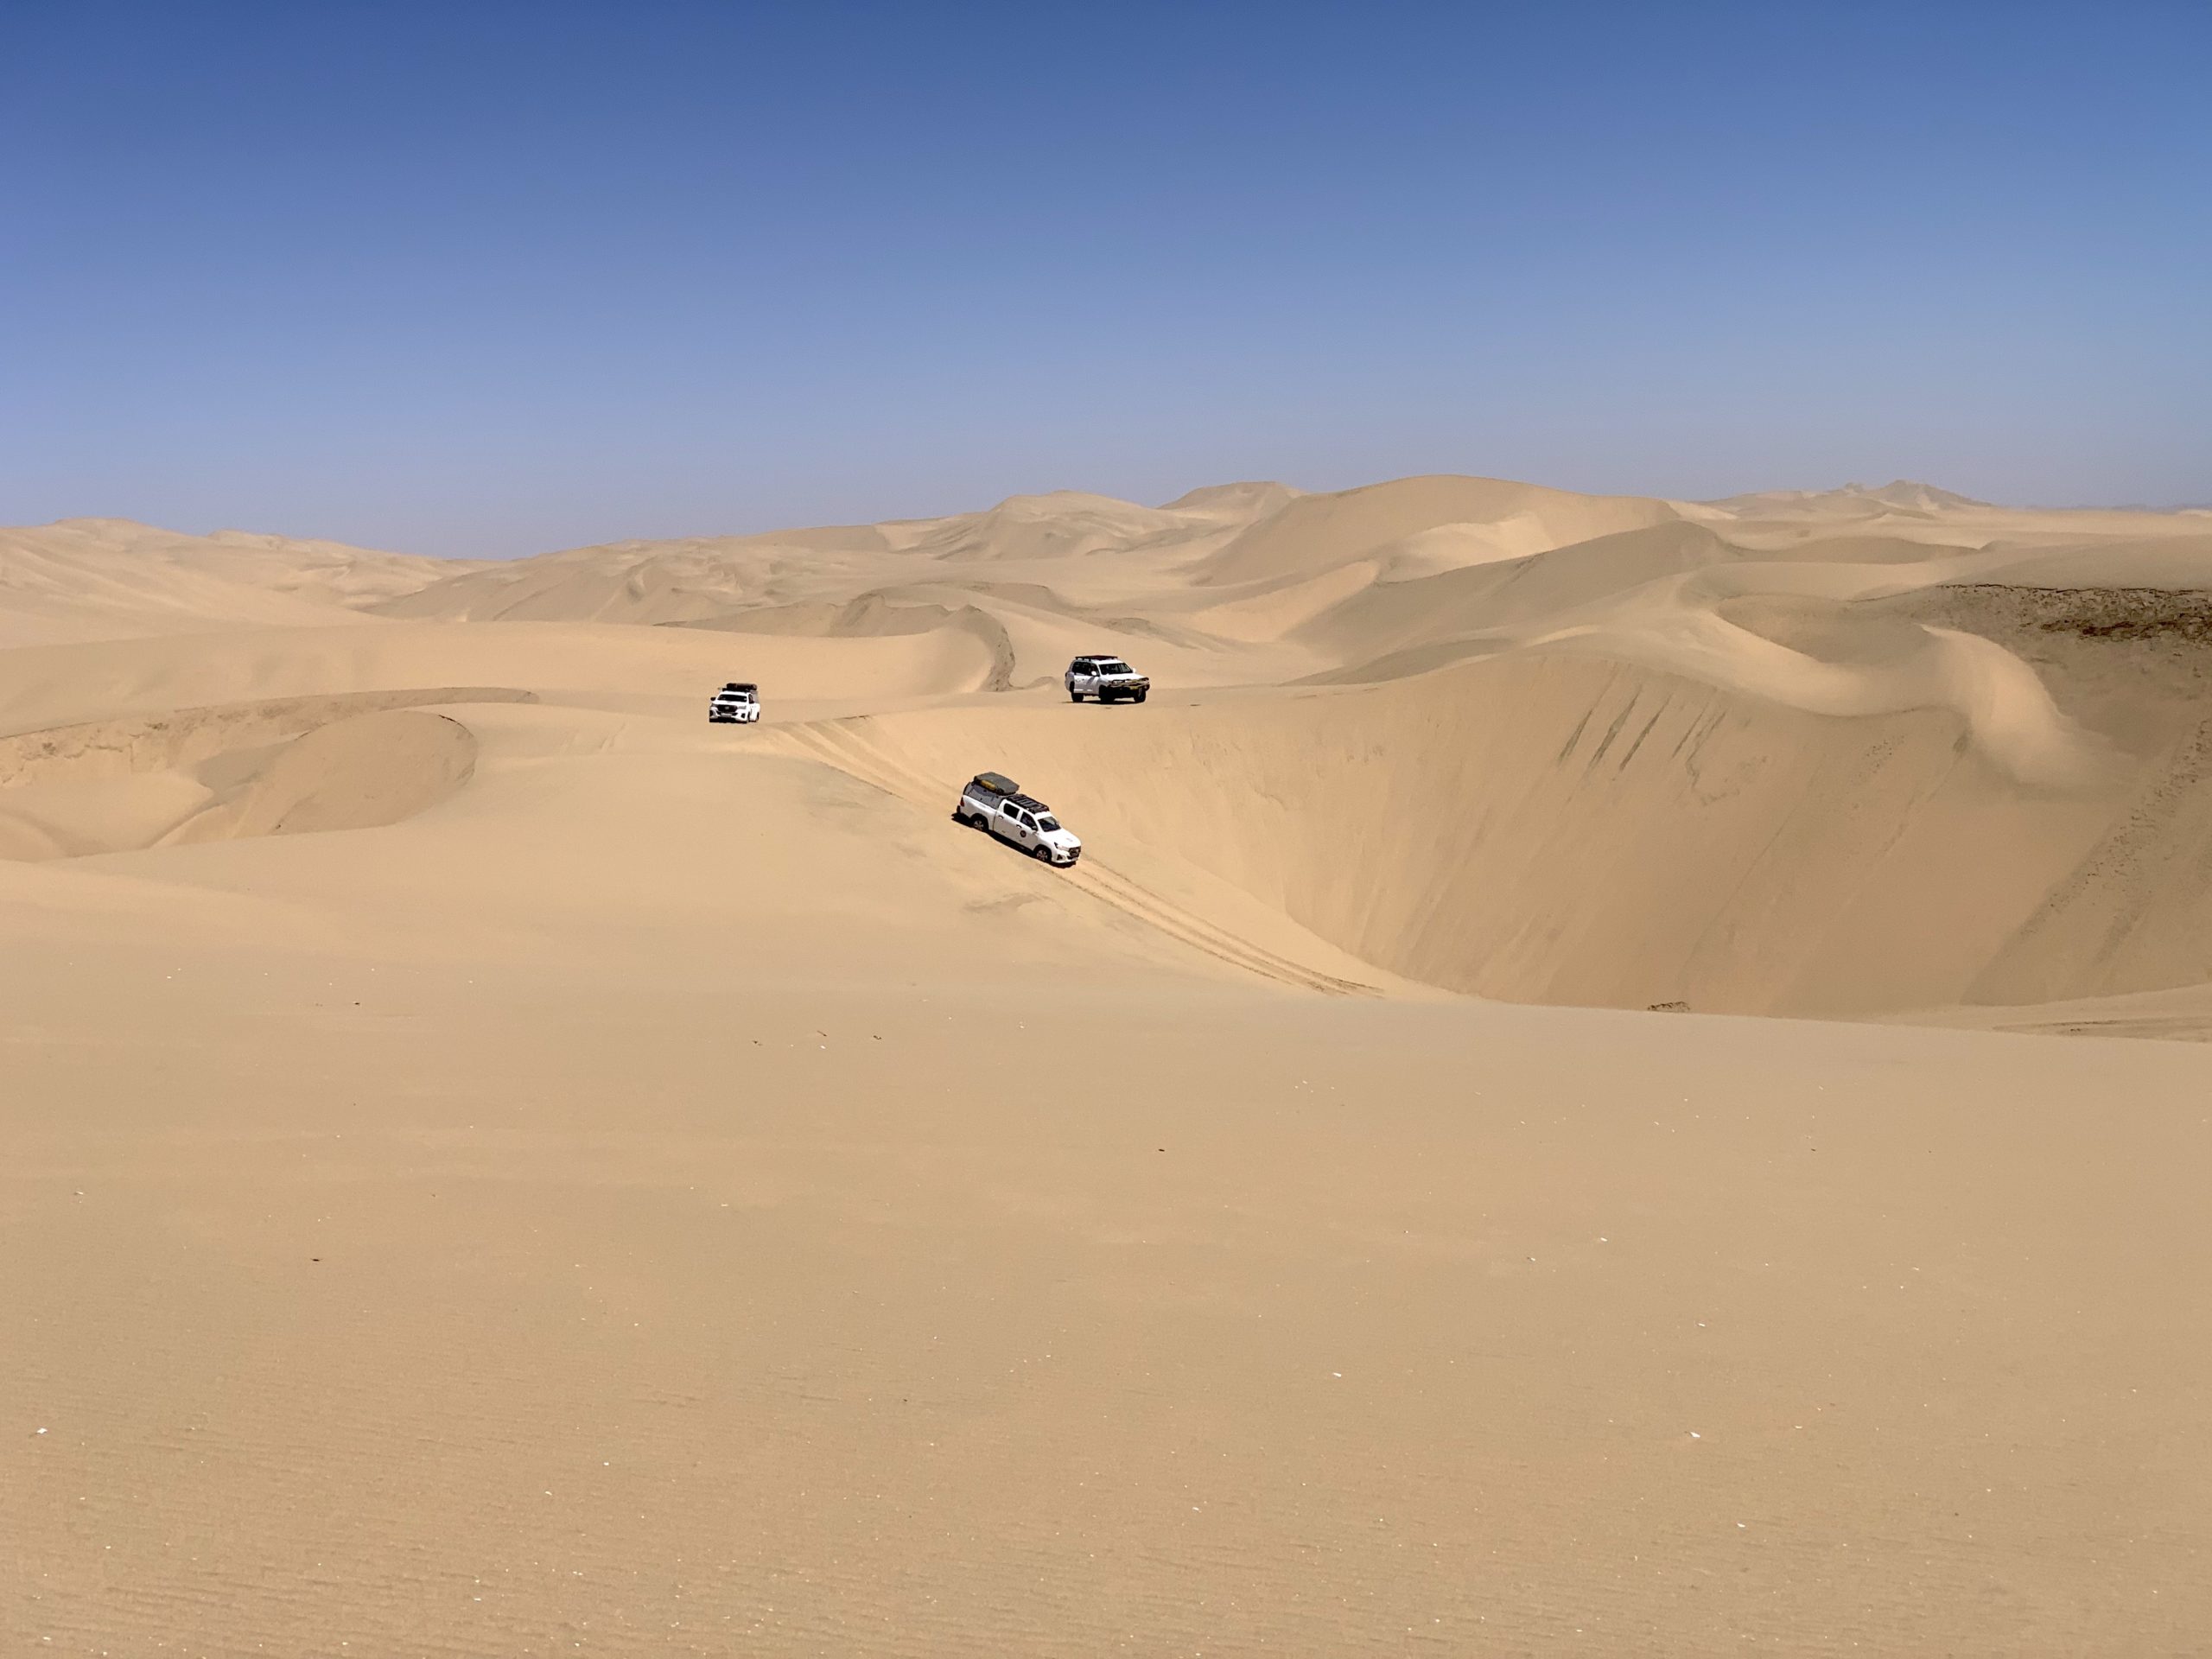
[822,586,2212,1016]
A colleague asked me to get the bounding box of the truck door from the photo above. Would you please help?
[999,802,1026,845]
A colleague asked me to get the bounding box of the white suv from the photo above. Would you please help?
[708,682,760,723]
[1065,655,1149,704]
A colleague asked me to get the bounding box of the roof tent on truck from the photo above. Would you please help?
[970,771,1020,798]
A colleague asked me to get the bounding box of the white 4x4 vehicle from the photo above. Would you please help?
[708,682,760,723]
[1065,655,1149,703]
[953,772,1082,866]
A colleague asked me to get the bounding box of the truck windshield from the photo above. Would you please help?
[1036,816,1060,832]
[1098,662,1133,676]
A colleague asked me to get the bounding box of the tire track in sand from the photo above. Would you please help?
[768,717,1380,996]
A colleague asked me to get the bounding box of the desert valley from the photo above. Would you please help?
[7,474,2212,1653]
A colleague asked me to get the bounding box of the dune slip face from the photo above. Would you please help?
[5,479,2212,1655]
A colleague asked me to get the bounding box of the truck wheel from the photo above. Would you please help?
[1069,687,1082,702]
[1134,690,1147,703]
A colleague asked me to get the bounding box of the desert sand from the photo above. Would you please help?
[6,476,2211,1653]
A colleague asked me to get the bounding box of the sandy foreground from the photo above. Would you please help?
[5,480,2211,1654]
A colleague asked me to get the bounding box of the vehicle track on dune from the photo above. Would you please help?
[769,718,1379,996]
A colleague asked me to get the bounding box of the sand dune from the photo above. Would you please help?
[0,518,479,646]
[823,647,2151,1014]
[1198,473,1686,586]
[0,688,524,860]
[7,473,2212,1653]
[902,490,1193,561]
[1159,478,1306,518]
[10,477,2212,1014]
[165,707,478,845]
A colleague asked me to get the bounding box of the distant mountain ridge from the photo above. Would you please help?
[1710,480,1994,513]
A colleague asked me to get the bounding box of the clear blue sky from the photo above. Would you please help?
[3,2,2206,556]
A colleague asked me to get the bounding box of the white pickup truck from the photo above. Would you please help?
[953,772,1082,866]
[708,682,760,723]
[1065,655,1149,703]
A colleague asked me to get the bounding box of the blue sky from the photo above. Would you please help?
[3,2,2206,555]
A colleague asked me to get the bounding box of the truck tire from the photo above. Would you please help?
[1069,686,1082,702]
[1134,689,1147,703]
